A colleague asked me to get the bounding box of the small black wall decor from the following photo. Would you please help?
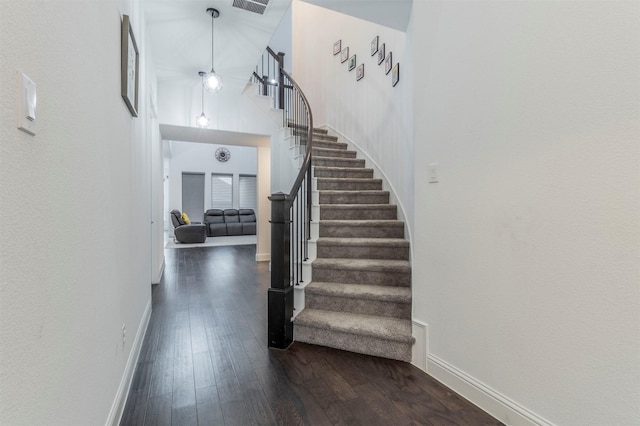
[392,63,400,87]
[378,43,385,65]
[371,36,379,56]
[333,40,341,55]
[341,47,349,63]
[348,55,357,71]
[385,52,393,75]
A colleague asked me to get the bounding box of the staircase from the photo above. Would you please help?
[294,128,415,362]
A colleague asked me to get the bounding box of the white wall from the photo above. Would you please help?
[167,141,258,217]
[292,1,414,233]
[269,3,293,73]
[412,1,640,425]
[0,1,158,424]
[157,79,278,136]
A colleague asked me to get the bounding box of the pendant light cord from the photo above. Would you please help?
[211,11,215,71]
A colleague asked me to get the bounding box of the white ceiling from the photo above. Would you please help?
[146,0,412,145]
[299,0,412,32]
[144,0,292,93]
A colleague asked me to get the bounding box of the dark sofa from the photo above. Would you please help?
[203,209,256,237]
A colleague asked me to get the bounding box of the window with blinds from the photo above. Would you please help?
[239,175,257,210]
[211,173,233,209]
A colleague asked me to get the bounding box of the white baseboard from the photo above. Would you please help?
[427,355,554,426]
[411,320,428,372]
[106,299,152,426]
[152,256,165,285]
[256,252,271,262]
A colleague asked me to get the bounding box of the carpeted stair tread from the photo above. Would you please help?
[312,140,348,150]
[312,147,356,158]
[307,281,411,303]
[295,309,414,344]
[313,157,366,168]
[317,237,408,248]
[316,178,383,191]
[319,191,389,205]
[320,219,404,227]
[319,204,397,220]
[319,220,405,239]
[316,237,409,260]
[313,257,410,272]
[313,166,374,179]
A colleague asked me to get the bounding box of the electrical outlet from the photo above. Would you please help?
[122,323,127,346]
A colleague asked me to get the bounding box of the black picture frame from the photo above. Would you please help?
[333,40,342,56]
[356,64,364,81]
[348,55,357,71]
[377,43,385,66]
[371,36,379,56]
[341,47,349,63]
[385,52,393,75]
[392,63,400,87]
[121,15,139,117]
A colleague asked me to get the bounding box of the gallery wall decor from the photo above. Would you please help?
[357,64,364,81]
[121,14,139,117]
[371,36,379,56]
[341,47,349,63]
[348,55,357,71]
[378,43,385,66]
[392,63,400,87]
[385,52,393,75]
[333,40,342,55]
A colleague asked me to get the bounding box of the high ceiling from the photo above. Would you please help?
[144,0,412,93]
[300,0,412,32]
[144,0,292,93]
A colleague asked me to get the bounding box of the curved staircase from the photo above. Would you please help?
[294,128,415,362]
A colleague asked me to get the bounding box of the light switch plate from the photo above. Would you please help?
[17,71,36,136]
[428,163,439,183]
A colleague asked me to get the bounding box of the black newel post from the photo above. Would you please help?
[268,192,293,349]
[277,51,285,110]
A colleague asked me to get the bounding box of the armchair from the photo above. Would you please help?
[170,209,206,243]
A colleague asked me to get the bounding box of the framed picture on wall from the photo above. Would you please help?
[121,14,139,117]
[348,55,357,71]
[392,63,400,87]
[371,36,379,56]
[356,64,364,81]
[378,43,385,65]
[333,40,342,55]
[341,47,349,63]
[385,52,393,75]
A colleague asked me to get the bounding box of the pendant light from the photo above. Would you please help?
[196,71,210,128]
[203,7,223,93]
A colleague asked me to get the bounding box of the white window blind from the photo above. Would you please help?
[239,175,257,210]
[211,173,233,209]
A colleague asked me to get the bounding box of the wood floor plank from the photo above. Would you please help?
[195,385,224,425]
[120,245,502,426]
[144,393,171,426]
[220,399,252,425]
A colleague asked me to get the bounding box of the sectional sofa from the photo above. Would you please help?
[203,209,256,237]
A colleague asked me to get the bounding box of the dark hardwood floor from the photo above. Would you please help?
[120,245,502,426]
